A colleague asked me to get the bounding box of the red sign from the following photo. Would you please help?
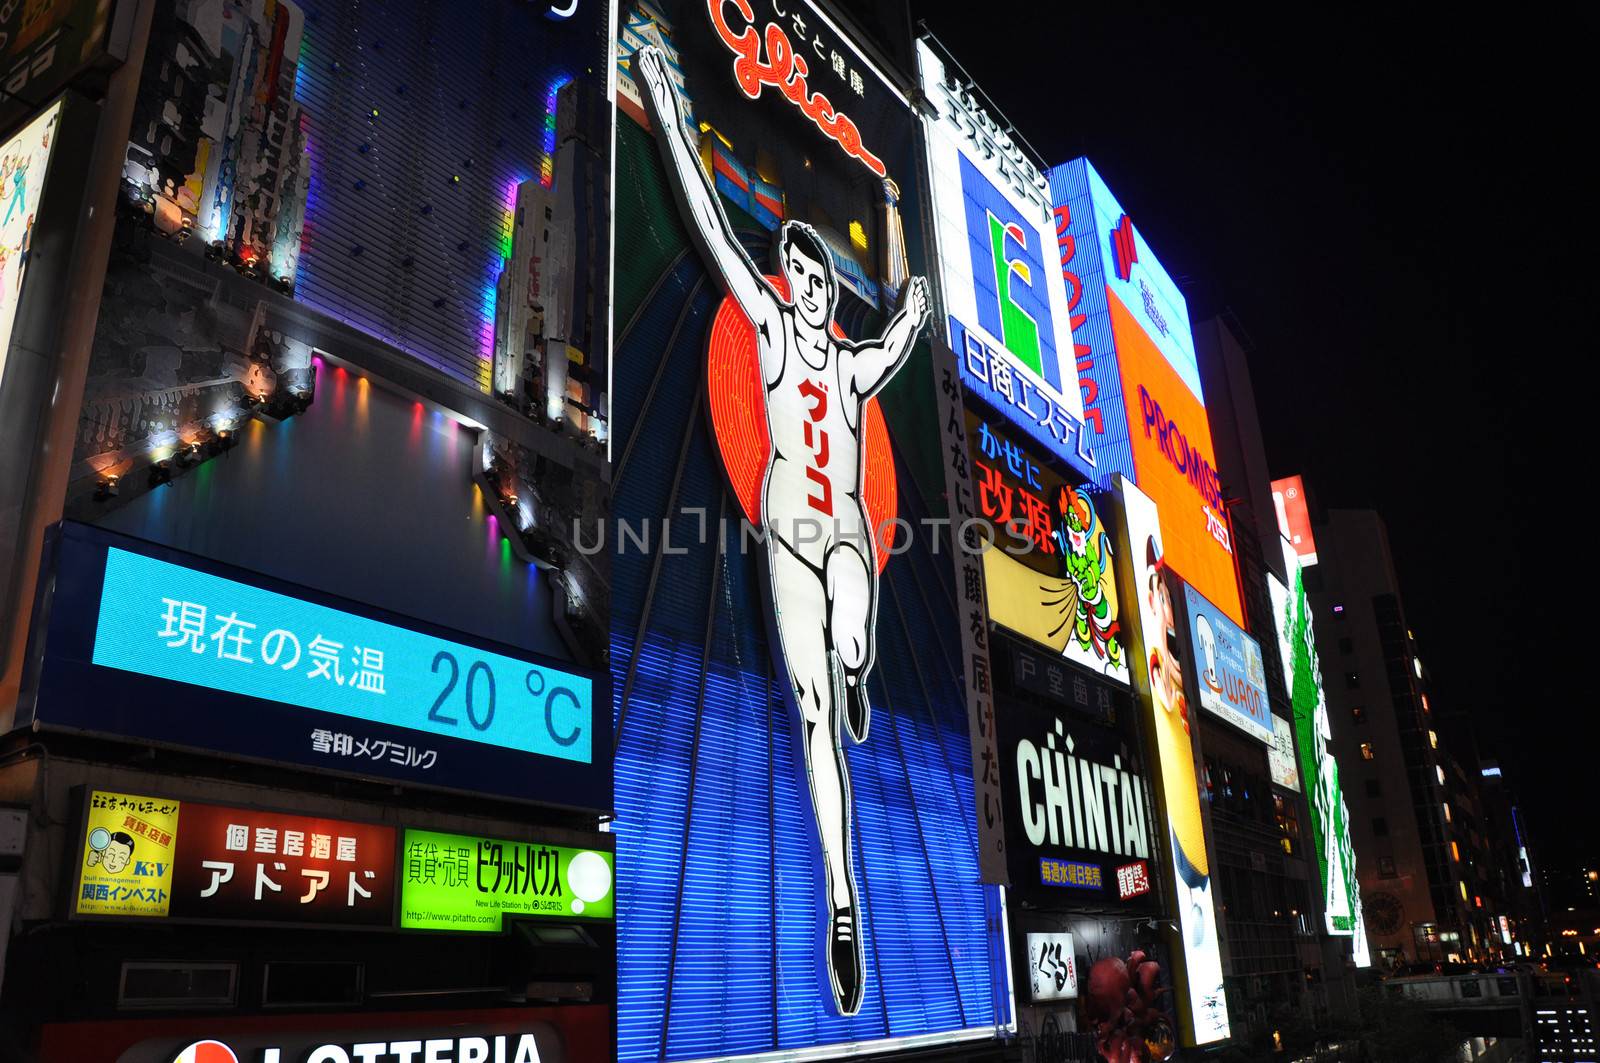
[1270,474,1318,566]
[708,0,887,177]
[165,803,396,926]
[1115,860,1152,900]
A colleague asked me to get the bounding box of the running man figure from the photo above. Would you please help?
[637,46,930,1016]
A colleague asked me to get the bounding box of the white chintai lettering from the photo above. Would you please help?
[1018,741,1045,846]
[1014,715,1153,862]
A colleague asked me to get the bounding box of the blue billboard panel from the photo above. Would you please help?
[1046,157,1202,490]
[1047,158,1132,488]
[19,522,609,810]
[1182,582,1272,745]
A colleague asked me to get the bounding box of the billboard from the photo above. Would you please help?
[1046,158,1241,627]
[0,100,60,392]
[997,694,1156,906]
[1182,582,1271,744]
[1271,474,1318,566]
[74,790,396,928]
[1118,478,1228,1044]
[919,39,1092,479]
[1115,292,1240,627]
[969,410,1127,684]
[399,829,614,931]
[611,2,1007,1059]
[1268,715,1302,792]
[1268,539,1370,966]
[20,522,608,811]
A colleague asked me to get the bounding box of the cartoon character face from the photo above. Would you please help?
[783,241,834,330]
[100,835,134,874]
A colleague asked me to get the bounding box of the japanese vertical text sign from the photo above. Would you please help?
[22,523,608,810]
[1117,478,1229,1045]
[74,791,397,927]
[918,40,1092,479]
[399,829,615,931]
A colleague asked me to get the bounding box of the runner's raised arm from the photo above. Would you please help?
[636,46,776,333]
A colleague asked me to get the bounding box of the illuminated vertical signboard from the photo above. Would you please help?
[1271,474,1319,566]
[1181,582,1272,744]
[1049,158,1243,627]
[968,410,1128,684]
[1267,538,1371,967]
[1118,477,1229,1044]
[918,39,1092,480]
[611,2,1008,1060]
[0,101,62,393]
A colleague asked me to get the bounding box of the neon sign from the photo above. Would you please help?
[708,0,886,176]
[638,42,930,1016]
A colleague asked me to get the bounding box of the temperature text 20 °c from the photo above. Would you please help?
[425,651,583,747]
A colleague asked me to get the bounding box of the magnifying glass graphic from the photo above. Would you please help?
[86,827,111,865]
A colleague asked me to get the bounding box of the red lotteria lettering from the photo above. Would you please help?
[708,0,887,177]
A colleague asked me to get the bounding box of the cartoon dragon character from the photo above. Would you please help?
[1051,484,1123,671]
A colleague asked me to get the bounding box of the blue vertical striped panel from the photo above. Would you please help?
[612,259,1005,1058]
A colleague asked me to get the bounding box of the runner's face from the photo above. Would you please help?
[784,245,833,330]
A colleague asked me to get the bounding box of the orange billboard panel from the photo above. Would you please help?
[1112,293,1243,626]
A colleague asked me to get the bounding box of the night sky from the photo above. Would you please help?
[906,4,1582,868]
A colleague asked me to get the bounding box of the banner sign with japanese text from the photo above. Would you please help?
[19,522,610,811]
[1181,581,1272,744]
[73,790,396,928]
[399,828,614,932]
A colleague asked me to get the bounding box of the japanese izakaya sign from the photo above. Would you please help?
[74,791,396,926]
[399,829,614,931]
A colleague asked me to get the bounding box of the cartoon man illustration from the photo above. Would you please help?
[87,831,136,874]
[636,44,930,1016]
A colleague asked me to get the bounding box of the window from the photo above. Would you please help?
[1428,730,1438,749]
[1451,841,1461,862]
[1338,637,1354,656]
[1442,802,1452,824]
[1365,779,1382,798]
[1351,706,1366,725]
[1378,856,1398,879]
[1436,765,1446,785]
[1372,817,1389,837]
[1360,743,1375,760]
[1345,671,1361,689]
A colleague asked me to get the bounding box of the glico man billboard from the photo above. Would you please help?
[1050,158,1243,627]
[1268,538,1371,967]
[611,2,1007,1060]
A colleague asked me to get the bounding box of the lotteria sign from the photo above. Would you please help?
[918,38,1092,480]
[167,1036,548,1063]
[19,523,608,810]
[1182,582,1272,744]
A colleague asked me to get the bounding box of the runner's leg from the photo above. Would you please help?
[826,537,875,743]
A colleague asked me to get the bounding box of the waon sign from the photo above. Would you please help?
[72,791,396,928]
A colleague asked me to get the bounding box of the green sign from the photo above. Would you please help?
[399,829,614,932]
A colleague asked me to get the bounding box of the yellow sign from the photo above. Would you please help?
[75,791,182,918]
